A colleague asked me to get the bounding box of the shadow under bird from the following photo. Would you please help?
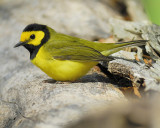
[14,23,147,81]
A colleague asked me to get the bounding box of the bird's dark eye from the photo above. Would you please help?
[30,34,35,39]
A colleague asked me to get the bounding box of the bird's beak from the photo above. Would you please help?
[14,41,26,48]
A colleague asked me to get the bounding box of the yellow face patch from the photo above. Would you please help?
[20,31,45,46]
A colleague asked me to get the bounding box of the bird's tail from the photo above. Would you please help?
[100,40,148,56]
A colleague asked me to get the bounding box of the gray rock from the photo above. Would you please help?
[0,100,18,128]
[67,97,160,128]
[1,70,126,128]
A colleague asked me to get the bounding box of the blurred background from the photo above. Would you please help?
[142,0,160,25]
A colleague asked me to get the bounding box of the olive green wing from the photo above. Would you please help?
[45,44,107,62]
[46,32,148,57]
[44,31,147,61]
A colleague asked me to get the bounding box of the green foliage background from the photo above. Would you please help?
[142,0,160,25]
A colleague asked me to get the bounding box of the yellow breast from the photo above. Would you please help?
[31,46,98,81]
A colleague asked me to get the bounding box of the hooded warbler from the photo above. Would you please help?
[14,23,147,81]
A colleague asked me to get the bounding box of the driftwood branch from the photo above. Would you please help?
[104,19,160,92]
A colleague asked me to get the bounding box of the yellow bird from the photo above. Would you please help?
[14,23,147,81]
